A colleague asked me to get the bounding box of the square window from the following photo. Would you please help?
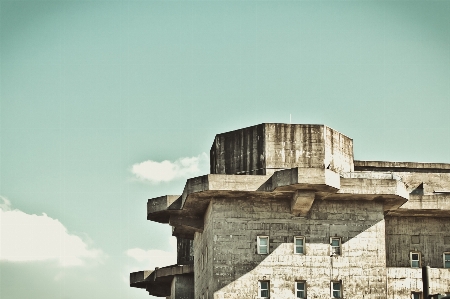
[296,281,306,298]
[444,253,450,268]
[331,238,341,256]
[259,281,270,298]
[411,292,422,299]
[331,281,342,298]
[294,237,305,254]
[257,236,269,254]
[410,252,421,268]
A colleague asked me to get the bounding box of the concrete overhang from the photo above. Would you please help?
[180,174,271,208]
[318,177,409,213]
[130,264,194,297]
[387,194,450,217]
[147,195,182,223]
[147,169,416,235]
[263,168,340,192]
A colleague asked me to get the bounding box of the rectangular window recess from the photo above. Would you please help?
[257,236,269,254]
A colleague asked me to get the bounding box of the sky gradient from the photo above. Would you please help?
[1,1,450,298]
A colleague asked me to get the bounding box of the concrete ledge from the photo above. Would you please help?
[338,177,409,199]
[355,160,450,173]
[130,270,153,289]
[180,174,271,208]
[130,264,194,297]
[147,195,180,214]
[387,194,450,216]
[147,195,181,223]
[269,168,340,192]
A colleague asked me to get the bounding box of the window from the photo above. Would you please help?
[410,252,421,268]
[331,281,342,298]
[444,253,450,268]
[258,281,270,298]
[257,236,269,254]
[411,292,422,299]
[296,281,306,298]
[294,237,305,254]
[331,238,341,255]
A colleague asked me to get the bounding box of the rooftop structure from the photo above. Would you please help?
[130,123,450,299]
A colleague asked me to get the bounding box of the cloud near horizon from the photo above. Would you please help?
[126,237,177,270]
[0,196,104,266]
[131,153,209,183]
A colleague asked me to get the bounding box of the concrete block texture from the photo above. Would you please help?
[210,124,354,176]
[201,198,387,299]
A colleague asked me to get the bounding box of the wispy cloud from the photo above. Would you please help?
[0,196,105,266]
[126,237,176,270]
[131,152,209,183]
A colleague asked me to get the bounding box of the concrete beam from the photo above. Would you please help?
[291,190,315,216]
[169,216,204,232]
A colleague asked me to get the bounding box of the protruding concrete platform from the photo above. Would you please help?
[147,166,412,238]
[130,264,194,297]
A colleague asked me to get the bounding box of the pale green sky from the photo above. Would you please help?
[1,1,449,298]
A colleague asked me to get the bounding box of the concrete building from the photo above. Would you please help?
[130,123,450,299]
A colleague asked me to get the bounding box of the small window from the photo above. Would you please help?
[294,237,305,254]
[444,253,450,268]
[410,252,421,268]
[259,281,270,298]
[411,292,422,299]
[331,281,342,298]
[257,236,269,254]
[331,238,341,255]
[296,281,306,298]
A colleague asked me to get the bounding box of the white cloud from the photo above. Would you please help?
[126,237,176,270]
[0,196,104,266]
[131,152,209,183]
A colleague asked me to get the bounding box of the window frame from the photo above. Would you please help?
[444,252,450,269]
[295,281,306,298]
[258,280,270,298]
[331,281,342,298]
[410,251,421,268]
[411,292,422,299]
[330,237,341,256]
[294,236,305,255]
[257,236,269,255]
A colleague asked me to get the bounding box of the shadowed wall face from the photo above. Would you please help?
[210,124,354,176]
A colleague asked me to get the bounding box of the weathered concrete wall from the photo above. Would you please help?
[210,124,354,176]
[323,126,354,174]
[391,172,450,195]
[170,274,195,299]
[386,268,450,298]
[385,216,450,268]
[210,124,265,175]
[194,201,214,299]
[206,197,386,299]
[354,162,450,194]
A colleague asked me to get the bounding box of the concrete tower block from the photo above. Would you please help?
[210,123,354,175]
